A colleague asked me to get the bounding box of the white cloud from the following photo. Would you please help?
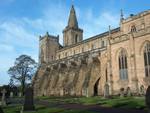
[0,2,120,85]
[78,8,120,39]
[0,44,14,52]
[0,21,37,48]
[0,19,38,85]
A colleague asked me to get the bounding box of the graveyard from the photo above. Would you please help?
[0,97,147,113]
[0,84,149,113]
[0,0,150,113]
[0,93,148,113]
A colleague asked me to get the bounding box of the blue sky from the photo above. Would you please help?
[0,0,150,86]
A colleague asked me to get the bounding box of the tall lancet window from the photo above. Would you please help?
[144,42,150,77]
[119,49,128,80]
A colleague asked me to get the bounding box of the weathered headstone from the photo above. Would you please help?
[0,106,4,113]
[10,92,13,98]
[70,89,75,96]
[126,87,132,96]
[104,84,109,98]
[146,86,150,113]
[1,89,7,106]
[140,85,145,96]
[18,92,22,97]
[86,88,89,97]
[120,88,125,97]
[21,86,35,113]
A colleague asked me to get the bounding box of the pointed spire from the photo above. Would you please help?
[120,9,124,22]
[109,25,111,36]
[108,25,111,45]
[68,5,78,28]
[46,31,49,37]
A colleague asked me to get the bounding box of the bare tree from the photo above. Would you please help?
[8,55,37,95]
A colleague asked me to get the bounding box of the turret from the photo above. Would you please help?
[39,32,60,64]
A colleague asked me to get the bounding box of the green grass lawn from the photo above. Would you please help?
[2,96,146,113]
[37,96,146,109]
[2,105,95,113]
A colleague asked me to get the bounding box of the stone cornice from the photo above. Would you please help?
[41,47,106,67]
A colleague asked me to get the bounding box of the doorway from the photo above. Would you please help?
[94,78,100,96]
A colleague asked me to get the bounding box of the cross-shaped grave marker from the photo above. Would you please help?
[1,89,7,106]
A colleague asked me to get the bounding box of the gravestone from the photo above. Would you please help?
[120,88,125,97]
[10,92,13,98]
[18,92,22,97]
[86,88,89,97]
[140,85,145,96]
[126,87,132,96]
[146,86,150,113]
[60,89,64,96]
[21,86,35,112]
[104,84,109,98]
[0,106,4,113]
[1,89,7,106]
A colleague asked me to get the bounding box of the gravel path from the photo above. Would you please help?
[6,98,147,113]
[36,100,147,113]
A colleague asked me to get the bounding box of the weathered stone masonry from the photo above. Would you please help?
[33,5,150,97]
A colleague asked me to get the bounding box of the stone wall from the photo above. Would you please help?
[33,9,150,97]
[33,49,108,97]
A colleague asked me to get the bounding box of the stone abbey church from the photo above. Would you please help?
[33,5,150,97]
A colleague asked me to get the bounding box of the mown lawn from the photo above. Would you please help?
[2,105,96,113]
[2,96,146,113]
[38,96,146,109]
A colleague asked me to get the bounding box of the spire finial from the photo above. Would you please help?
[46,31,49,37]
[109,25,111,36]
[120,9,124,22]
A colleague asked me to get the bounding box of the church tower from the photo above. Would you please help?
[63,5,83,46]
[39,32,60,64]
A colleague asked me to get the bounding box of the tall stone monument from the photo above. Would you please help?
[21,86,35,113]
[10,92,13,98]
[1,89,7,106]
[146,86,150,113]
[0,106,4,113]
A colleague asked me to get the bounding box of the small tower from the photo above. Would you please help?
[120,9,124,22]
[120,9,124,33]
[39,32,60,64]
[63,5,83,46]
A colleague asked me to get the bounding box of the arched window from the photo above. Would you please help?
[65,52,67,57]
[58,54,60,59]
[101,41,104,47]
[75,35,78,43]
[91,44,94,50]
[74,50,76,55]
[131,25,136,32]
[144,43,150,77]
[82,47,84,52]
[118,49,128,80]
[40,48,44,63]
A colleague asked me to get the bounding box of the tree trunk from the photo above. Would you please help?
[21,77,25,96]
